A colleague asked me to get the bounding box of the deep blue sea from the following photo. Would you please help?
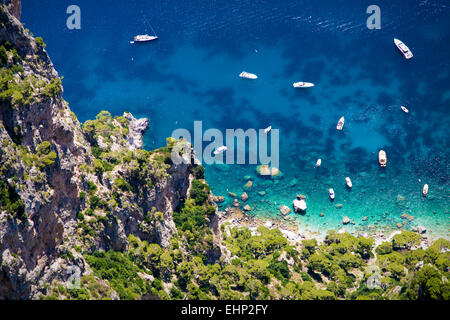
[22,0,450,239]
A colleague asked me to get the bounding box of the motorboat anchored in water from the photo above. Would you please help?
[329,188,335,200]
[423,184,428,197]
[401,106,409,113]
[293,82,314,88]
[239,71,258,79]
[345,177,352,188]
[213,146,227,155]
[315,158,322,167]
[379,150,387,167]
[394,38,413,59]
[336,116,345,130]
[130,34,158,44]
[264,126,272,134]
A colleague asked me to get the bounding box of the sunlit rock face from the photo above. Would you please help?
[0,3,201,299]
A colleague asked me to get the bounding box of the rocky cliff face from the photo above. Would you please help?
[0,2,202,299]
[1,0,20,20]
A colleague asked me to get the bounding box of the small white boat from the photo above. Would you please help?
[239,71,258,79]
[264,126,272,134]
[394,38,413,59]
[379,150,387,167]
[329,188,335,200]
[401,106,409,113]
[345,177,352,188]
[213,146,227,155]
[336,116,345,130]
[130,34,158,44]
[422,184,428,197]
[315,158,322,167]
[293,82,314,88]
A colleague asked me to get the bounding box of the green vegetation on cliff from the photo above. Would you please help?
[63,181,450,301]
[0,39,62,108]
[0,179,25,220]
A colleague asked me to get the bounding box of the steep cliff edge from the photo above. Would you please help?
[1,0,20,20]
[0,3,206,299]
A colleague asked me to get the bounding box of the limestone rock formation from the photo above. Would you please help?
[293,198,307,213]
[0,3,211,299]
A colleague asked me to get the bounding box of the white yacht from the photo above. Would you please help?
[379,150,387,167]
[336,116,345,130]
[394,38,413,59]
[345,177,352,188]
[423,184,428,197]
[130,34,158,44]
[293,82,314,88]
[401,106,409,113]
[315,158,322,167]
[329,188,335,200]
[213,146,227,155]
[239,71,258,79]
[264,126,272,134]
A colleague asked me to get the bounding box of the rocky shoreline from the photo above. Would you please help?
[216,205,435,250]
[212,174,440,249]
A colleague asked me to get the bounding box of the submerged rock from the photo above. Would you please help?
[213,196,225,203]
[244,180,253,190]
[342,216,350,224]
[241,192,248,201]
[256,164,281,177]
[417,225,427,234]
[214,164,230,172]
[243,204,251,212]
[280,205,291,216]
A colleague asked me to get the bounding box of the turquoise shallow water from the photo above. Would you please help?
[22,0,450,240]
